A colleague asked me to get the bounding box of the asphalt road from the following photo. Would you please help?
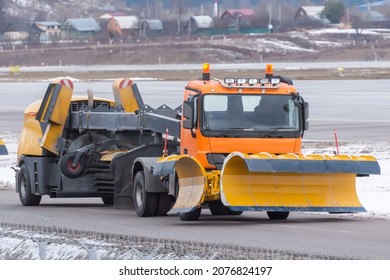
[1,79,390,141]
[1,78,390,259]
[0,190,389,259]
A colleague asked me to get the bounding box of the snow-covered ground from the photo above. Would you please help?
[302,141,390,218]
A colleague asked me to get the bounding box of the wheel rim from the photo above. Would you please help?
[67,159,80,173]
[20,173,27,198]
[135,182,143,207]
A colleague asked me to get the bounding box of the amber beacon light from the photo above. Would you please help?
[202,63,211,81]
[265,64,273,78]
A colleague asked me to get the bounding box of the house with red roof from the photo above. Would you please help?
[221,8,257,31]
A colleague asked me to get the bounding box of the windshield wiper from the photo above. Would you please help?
[227,127,254,130]
[261,127,294,138]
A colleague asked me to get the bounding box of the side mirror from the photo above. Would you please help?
[182,100,194,129]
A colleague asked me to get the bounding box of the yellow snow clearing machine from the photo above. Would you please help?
[15,64,380,221]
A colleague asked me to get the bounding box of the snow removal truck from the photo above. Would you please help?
[15,64,380,221]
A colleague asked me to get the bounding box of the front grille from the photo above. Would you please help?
[70,100,110,112]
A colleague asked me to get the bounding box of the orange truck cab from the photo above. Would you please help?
[180,64,308,170]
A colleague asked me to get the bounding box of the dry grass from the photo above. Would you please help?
[3,68,390,82]
[2,33,390,81]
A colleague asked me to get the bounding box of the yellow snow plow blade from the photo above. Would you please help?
[155,155,208,214]
[221,152,380,213]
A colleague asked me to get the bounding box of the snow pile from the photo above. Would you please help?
[5,0,121,21]
[0,226,202,260]
[302,141,390,219]
[255,38,317,53]
[0,132,18,190]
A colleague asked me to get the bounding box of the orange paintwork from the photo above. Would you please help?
[180,79,301,169]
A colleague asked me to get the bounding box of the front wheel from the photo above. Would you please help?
[267,211,289,220]
[132,171,157,217]
[179,207,201,221]
[209,200,243,216]
[18,164,41,206]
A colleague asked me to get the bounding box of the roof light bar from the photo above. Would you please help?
[224,78,235,84]
[236,78,247,85]
[220,78,280,89]
[260,78,269,85]
[219,64,282,88]
[248,78,258,85]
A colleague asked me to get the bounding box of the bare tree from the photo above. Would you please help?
[0,0,6,28]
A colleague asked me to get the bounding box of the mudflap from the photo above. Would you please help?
[221,152,381,213]
[154,155,207,214]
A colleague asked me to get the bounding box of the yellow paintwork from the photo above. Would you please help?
[18,100,45,162]
[38,83,73,155]
[159,155,208,211]
[112,78,141,112]
[17,85,114,161]
[220,152,376,210]
[100,150,128,162]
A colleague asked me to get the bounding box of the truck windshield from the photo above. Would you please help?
[202,94,300,137]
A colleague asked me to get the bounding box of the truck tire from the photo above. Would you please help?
[132,171,157,217]
[60,152,87,179]
[267,211,289,220]
[101,196,114,205]
[18,164,42,206]
[209,200,243,216]
[179,207,201,221]
[155,193,173,216]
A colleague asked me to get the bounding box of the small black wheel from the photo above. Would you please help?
[267,211,289,220]
[132,171,157,217]
[209,200,243,216]
[18,164,42,206]
[179,207,201,221]
[101,196,114,205]
[60,152,88,179]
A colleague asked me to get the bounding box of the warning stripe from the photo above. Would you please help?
[59,79,74,89]
[119,79,133,89]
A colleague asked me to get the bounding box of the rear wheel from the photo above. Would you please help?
[155,193,173,216]
[267,211,289,220]
[179,207,201,221]
[132,171,157,217]
[18,164,42,206]
[209,200,243,216]
[101,196,114,205]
